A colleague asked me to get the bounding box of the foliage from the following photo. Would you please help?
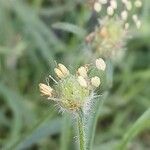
[0,0,150,150]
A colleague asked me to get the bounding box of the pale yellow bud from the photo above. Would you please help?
[136,20,141,29]
[135,0,142,8]
[110,0,117,9]
[121,10,128,21]
[122,0,128,4]
[77,66,87,78]
[39,83,53,97]
[99,0,107,4]
[125,23,129,30]
[132,14,138,22]
[77,76,87,88]
[107,6,114,16]
[54,68,65,79]
[91,76,101,87]
[95,58,106,71]
[126,1,132,10]
[94,2,102,12]
[58,63,69,76]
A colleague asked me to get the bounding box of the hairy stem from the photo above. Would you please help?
[77,111,86,150]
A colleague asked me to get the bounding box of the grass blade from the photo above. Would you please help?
[117,108,150,150]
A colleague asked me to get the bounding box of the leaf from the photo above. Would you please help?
[12,116,62,150]
[60,113,72,150]
[117,108,150,150]
[0,83,33,149]
[52,22,86,38]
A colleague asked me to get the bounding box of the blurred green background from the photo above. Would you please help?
[0,0,150,150]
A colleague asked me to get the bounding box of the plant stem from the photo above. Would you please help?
[77,111,86,150]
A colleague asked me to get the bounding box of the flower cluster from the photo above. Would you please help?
[90,0,142,29]
[86,17,127,61]
[86,0,143,61]
[39,58,106,113]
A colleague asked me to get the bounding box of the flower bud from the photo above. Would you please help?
[110,0,117,9]
[125,23,129,30]
[122,0,127,4]
[132,14,138,22]
[58,63,69,76]
[39,83,53,97]
[77,66,88,78]
[54,68,65,79]
[77,76,87,88]
[136,20,141,29]
[126,1,132,10]
[99,0,107,4]
[135,0,142,8]
[107,6,114,16]
[95,58,106,71]
[94,2,102,12]
[121,10,128,21]
[91,76,101,87]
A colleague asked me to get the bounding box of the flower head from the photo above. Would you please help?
[86,0,142,61]
[87,17,127,60]
[39,59,106,112]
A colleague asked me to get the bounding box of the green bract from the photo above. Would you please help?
[56,75,90,111]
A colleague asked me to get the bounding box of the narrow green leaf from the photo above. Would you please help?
[12,116,62,150]
[117,108,150,150]
[60,113,72,150]
[52,22,86,38]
